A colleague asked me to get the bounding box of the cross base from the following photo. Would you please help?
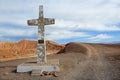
[17,59,60,76]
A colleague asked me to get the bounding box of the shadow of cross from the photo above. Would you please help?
[27,5,55,63]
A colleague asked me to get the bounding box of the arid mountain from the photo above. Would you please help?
[46,40,65,55]
[0,40,64,61]
[0,40,120,61]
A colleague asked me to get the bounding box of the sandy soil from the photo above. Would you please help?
[0,42,120,80]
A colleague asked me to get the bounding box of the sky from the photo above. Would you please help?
[0,0,120,43]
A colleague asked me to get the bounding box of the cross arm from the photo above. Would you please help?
[27,19,39,26]
[44,18,55,25]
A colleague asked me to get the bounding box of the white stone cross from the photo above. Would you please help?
[27,5,55,63]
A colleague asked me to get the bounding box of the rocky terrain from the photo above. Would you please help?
[0,40,64,61]
[0,40,120,80]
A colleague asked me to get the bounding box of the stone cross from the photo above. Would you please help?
[27,5,55,63]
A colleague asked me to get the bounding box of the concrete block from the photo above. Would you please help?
[31,69,43,76]
[17,59,60,72]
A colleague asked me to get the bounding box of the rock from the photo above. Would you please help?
[3,72,9,75]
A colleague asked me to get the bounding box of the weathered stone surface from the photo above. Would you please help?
[27,5,55,63]
[31,69,43,76]
[17,59,60,72]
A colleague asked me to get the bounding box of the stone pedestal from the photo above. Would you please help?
[17,59,60,75]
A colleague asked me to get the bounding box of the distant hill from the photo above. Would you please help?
[63,42,120,57]
[0,40,120,61]
[0,40,64,61]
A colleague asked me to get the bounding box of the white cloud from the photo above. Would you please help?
[0,27,37,37]
[53,19,120,31]
[0,0,120,42]
[88,34,112,42]
[45,0,120,32]
[46,29,89,40]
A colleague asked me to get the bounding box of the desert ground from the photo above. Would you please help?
[0,41,120,80]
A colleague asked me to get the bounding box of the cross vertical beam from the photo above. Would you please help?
[37,5,46,63]
[27,5,55,63]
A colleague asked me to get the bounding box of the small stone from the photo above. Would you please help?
[52,72,58,77]
[4,72,9,75]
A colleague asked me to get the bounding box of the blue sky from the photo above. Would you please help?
[0,0,120,43]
